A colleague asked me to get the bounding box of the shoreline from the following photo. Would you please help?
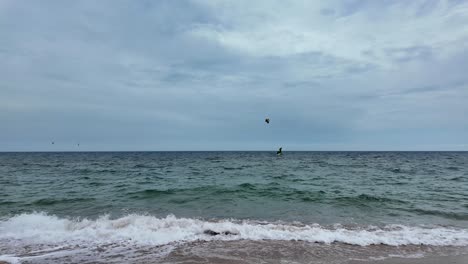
[349,254,468,264]
[156,241,468,264]
[2,241,468,263]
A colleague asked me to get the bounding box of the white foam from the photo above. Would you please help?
[0,255,21,264]
[1,212,468,248]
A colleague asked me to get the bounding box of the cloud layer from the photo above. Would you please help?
[1,0,468,151]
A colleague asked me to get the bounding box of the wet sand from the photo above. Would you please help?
[1,240,467,263]
[158,240,468,264]
[1,257,466,264]
[349,255,468,264]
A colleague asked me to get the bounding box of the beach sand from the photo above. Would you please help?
[349,255,468,264]
[157,240,468,264]
[1,256,468,264]
[1,241,467,263]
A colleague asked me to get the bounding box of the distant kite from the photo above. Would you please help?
[265,118,270,124]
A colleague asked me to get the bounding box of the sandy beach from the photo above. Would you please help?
[1,255,468,264]
[2,239,467,263]
[349,255,468,264]
[156,240,468,264]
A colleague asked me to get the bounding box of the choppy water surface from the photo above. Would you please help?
[1,151,467,263]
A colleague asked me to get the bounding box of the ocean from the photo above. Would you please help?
[0,151,467,263]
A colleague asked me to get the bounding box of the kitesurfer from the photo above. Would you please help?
[277,147,282,155]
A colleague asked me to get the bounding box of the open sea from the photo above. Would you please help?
[1,151,468,263]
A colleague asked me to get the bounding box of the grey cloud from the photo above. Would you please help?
[385,46,433,62]
[399,80,467,95]
[320,8,336,16]
[1,0,468,151]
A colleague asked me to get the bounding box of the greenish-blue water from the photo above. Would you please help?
[1,151,467,226]
[1,151,468,263]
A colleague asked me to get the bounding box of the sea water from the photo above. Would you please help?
[1,151,467,263]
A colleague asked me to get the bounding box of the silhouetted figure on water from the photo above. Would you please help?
[277,147,282,155]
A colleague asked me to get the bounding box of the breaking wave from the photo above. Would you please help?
[1,212,468,247]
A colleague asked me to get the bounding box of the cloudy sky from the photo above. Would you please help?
[1,0,468,151]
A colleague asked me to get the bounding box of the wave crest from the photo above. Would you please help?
[1,213,468,248]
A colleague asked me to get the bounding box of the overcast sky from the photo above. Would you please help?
[1,0,468,151]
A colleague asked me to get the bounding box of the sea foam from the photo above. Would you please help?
[1,212,468,247]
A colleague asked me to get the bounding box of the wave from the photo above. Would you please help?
[334,194,407,206]
[128,189,175,198]
[411,208,468,221]
[126,184,327,202]
[30,198,95,206]
[1,213,468,248]
[125,185,407,207]
[450,176,465,181]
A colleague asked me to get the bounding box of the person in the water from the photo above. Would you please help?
[265,118,270,124]
[277,147,282,155]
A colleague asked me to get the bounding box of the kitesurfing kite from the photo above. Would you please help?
[264,117,282,155]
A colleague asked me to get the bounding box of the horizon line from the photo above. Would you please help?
[1,150,467,153]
